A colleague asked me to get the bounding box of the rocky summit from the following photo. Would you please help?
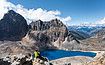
[0,10,28,41]
[22,19,80,51]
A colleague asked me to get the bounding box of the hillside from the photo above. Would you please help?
[68,25,105,40]
[80,29,105,50]
[71,30,90,40]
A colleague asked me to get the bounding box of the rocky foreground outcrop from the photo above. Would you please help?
[0,54,33,65]
[0,10,28,41]
[1,51,105,65]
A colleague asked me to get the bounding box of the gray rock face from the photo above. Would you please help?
[29,19,71,42]
[22,19,80,50]
[29,19,64,31]
[0,10,28,41]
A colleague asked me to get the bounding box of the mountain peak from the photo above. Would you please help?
[6,10,17,16]
[2,10,18,19]
[8,10,16,13]
[0,10,28,41]
[51,18,60,22]
[37,19,42,21]
[29,19,65,31]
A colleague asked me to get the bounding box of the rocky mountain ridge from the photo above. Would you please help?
[22,19,80,51]
[0,10,82,56]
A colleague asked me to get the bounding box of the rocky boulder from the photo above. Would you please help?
[0,59,11,65]
[0,54,32,65]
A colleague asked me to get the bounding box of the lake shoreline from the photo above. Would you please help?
[50,50,105,65]
[72,50,105,58]
[40,49,96,61]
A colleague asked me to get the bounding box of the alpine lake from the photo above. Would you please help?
[33,49,96,61]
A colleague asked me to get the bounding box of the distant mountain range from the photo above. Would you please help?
[68,25,105,40]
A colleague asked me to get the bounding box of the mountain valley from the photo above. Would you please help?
[0,10,105,65]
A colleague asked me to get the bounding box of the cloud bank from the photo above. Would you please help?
[95,17,105,25]
[69,17,105,26]
[0,0,71,24]
[1,0,105,26]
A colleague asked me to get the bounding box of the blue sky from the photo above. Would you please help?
[1,0,105,25]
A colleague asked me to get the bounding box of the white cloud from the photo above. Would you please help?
[81,18,105,26]
[0,0,71,24]
[57,16,71,22]
[68,17,105,26]
[95,17,105,25]
[81,22,91,25]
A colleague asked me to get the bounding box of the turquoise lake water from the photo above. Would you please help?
[33,50,96,61]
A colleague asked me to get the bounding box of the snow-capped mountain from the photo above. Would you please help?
[67,25,105,40]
